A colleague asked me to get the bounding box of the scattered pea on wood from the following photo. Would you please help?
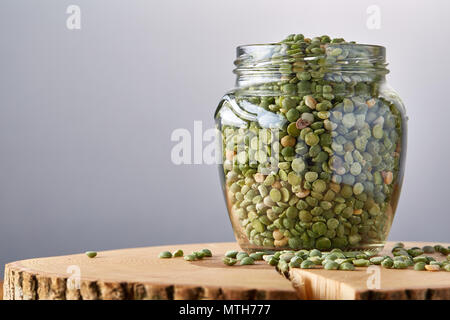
[339,262,355,271]
[184,254,197,261]
[201,249,212,257]
[300,260,315,269]
[353,259,370,267]
[173,249,184,257]
[193,251,205,259]
[324,261,339,270]
[240,257,255,265]
[85,251,97,259]
[222,257,237,266]
[414,262,426,271]
[225,250,238,258]
[236,252,249,260]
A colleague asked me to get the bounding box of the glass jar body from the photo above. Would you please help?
[216,73,406,253]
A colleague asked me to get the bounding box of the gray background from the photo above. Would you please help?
[1,0,449,278]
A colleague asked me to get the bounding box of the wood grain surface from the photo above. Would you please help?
[3,241,450,300]
[286,242,450,299]
[3,242,297,300]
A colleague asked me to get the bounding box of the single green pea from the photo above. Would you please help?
[273,251,282,259]
[269,189,282,202]
[437,246,450,255]
[287,122,301,137]
[193,251,205,259]
[325,253,340,261]
[412,256,428,263]
[308,256,323,265]
[223,257,237,266]
[393,260,409,269]
[200,248,212,257]
[339,262,355,271]
[288,237,302,250]
[392,249,409,257]
[340,185,353,198]
[268,257,279,266]
[381,258,394,269]
[289,256,303,268]
[407,248,424,257]
[278,260,290,273]
[309,249,322,257]
[312,179,327,193]
[291,158,306,173]
[240,257,255,265]
[286,108,300,122]
[296,249,310,258]
[282,97,297,109]
[281,83,297,94]
[312,222,327,236]
[262,254,274,262]
[158,251,172,259]
[250,252,265,260]
[364,251,378,258]
[288,172,302,186]
[355,253,368,260]
[422,246,435,254]
[342,113,356,128]
[263,174,275,186]
[236,252,249,260]
[184,254,197,261]
[173,249,184,257]
[305,132,320,146]
[316,237,332,250]
[335,258,352,265]
[305,171,319,182]
[353,259,370,267]
[225,250,238,258]
[297,71,311,81]
[85,251,97,258]
[279,253,295,262]
[301,260,315,269]
[344,252,359,258]
[393,255,407,261]
[414,262,426,271]
[286,206,298,219]
[324,260,339,270]
[369,256,385,265]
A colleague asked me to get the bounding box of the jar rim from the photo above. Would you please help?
[237,43,385,50]
[233,42,388,89]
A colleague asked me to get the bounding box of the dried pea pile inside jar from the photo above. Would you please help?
[220,34,404,252]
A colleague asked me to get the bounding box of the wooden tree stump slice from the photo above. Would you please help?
[286,242,450,300]
[4,241,450,300]
[3,242,298,300]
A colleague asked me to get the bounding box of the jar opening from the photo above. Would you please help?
[234,43,388,90]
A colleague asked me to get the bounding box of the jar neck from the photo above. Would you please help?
[233,43,388,93]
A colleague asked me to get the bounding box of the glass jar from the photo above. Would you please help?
[215,40,407,253]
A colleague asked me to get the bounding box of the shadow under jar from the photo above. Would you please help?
[215,41,407,253]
